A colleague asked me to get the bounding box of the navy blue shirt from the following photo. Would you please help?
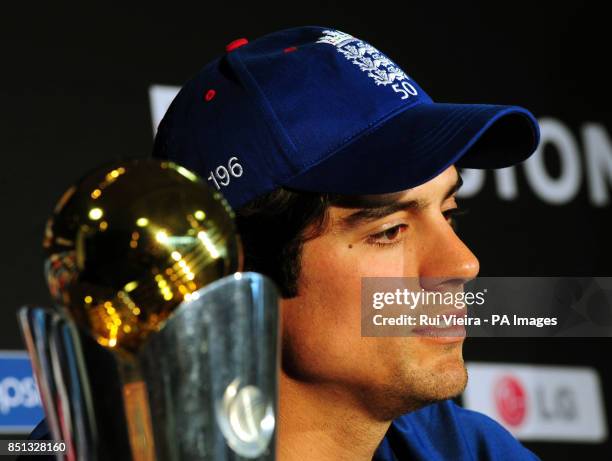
[25,400,539,460]
[373,400,540,460]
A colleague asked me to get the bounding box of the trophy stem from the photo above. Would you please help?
[118,358,157,461]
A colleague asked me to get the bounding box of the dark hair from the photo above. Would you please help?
[235,188,333,298]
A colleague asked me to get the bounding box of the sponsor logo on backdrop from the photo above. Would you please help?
[464,362,608,442]
[495,375,527,427]
[0,351,43,434]
[149,85,182,135]
[459,119,612,207]
[149,86,612,207]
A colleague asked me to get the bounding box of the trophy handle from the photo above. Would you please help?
[18,308,63,451]
[19,307,98,460]
[18,307,137,461]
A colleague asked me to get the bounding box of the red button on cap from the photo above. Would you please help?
[226,38,249,52]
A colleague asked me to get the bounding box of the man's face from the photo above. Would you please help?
[280,165,479,419]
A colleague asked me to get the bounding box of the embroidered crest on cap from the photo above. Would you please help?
[317,29,413,89]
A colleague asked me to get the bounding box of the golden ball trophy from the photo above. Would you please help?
[18,159,279,460]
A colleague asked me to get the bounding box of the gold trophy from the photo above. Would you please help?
[18,159,279,460]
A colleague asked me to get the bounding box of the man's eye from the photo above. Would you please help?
[367,224,408,247]
[443,207,468,229]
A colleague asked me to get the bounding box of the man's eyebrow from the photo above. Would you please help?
[337,173,463,230]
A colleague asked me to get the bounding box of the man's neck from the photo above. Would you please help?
[277,371,392,461]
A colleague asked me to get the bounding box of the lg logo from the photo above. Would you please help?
[459,118,612,206]
[536,386,577,421]
[494,374,579,429]
[465,364,607,442]
[494,376,527,427]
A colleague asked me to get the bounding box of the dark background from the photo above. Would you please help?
[2,2,611,459]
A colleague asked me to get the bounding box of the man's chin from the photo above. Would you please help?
[432,361,468,399]
[426,348,468,398]
[408,364,467,414]
[364,361,468,420]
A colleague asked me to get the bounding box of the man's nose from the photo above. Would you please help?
[416,215,480,290]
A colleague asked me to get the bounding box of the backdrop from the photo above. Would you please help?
[2,2,610,459]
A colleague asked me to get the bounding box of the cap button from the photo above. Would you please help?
[226,38,249,52]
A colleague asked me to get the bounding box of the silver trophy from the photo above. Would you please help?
[18,159,279,460]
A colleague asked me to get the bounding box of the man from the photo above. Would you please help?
[27,26,541,460]
[151,26,541,460]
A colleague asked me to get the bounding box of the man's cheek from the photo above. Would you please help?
[355,248,409,277]
[283,322,354,380]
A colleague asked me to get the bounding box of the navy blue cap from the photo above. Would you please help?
[153,26,540,209]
